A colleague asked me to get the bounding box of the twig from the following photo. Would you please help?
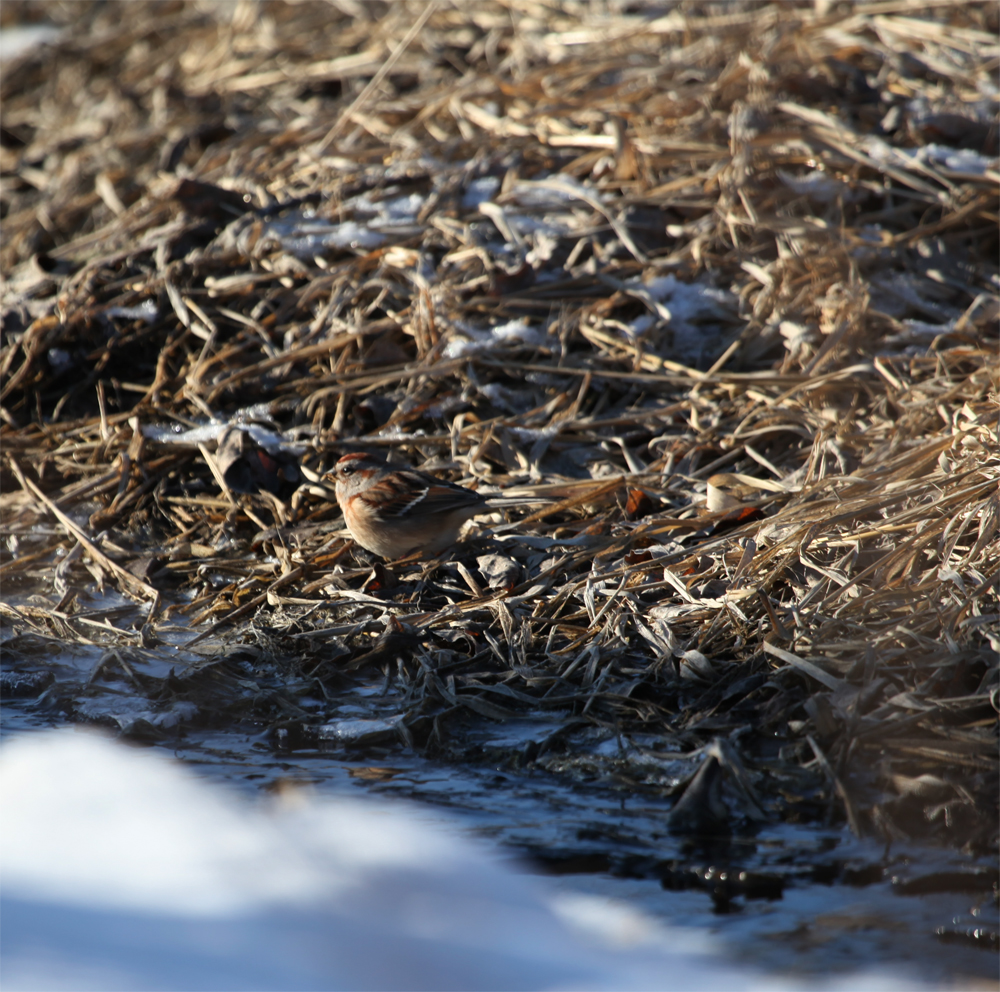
[8,458,159,605]
[807,734,863,838]
[315,1,439,155]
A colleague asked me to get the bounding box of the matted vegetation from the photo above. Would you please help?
[1,0,997,854]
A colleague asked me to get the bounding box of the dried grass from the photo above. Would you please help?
[1,0,997,851]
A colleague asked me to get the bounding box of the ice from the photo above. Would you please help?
[778,169,861,203]
[262,215,386,256]
[443,318,550,358]
[625,274,737,365]
[105,300,159,324]
[906,143,998,176]
[462,176,501,208]
[0,24,62,59]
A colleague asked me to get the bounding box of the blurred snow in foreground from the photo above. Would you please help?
[1,732,921,991]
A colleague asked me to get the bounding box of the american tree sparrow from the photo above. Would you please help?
[328,452,542,559]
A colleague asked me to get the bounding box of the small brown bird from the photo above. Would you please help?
[328,452,542,559]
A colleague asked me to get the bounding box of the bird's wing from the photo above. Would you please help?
[366,471,485,520]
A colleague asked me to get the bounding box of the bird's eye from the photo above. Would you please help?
[340,464,353,475]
